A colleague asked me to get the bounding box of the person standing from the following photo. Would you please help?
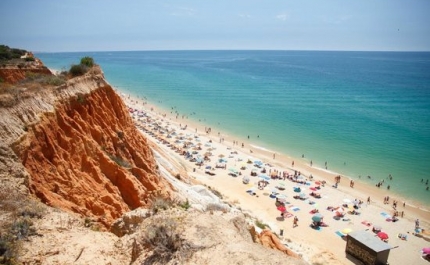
[293,216,298,227]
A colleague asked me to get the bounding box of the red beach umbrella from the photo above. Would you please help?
[422,247,430,255]
[277,205,286,212]
[377,232,389,240]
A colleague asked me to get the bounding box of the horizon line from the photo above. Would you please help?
[34,48,430,54]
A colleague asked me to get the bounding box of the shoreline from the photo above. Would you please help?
[119,87,430,216]
[119,88,430,264]
[119,89,430,264]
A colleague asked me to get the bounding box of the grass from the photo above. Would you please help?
[255,219,270,230]
[141,215,203,265]
[177,199,191,211]
[150,197,174,215]
[0,188,46,264]
[108,154,132,168]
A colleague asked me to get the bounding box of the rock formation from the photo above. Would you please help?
[1,63,173,228]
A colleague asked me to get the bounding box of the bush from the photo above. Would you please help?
[0,45,27,61]
[178,199,191,211]
[255,219,270,230]
[0,189,45,264]
[69,64,88,77]
[80,56,94,68]
[142,216,201,264]
[150,197,173,215]
[109,154,132,168]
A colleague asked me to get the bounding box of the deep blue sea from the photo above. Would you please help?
[36,50,430,207]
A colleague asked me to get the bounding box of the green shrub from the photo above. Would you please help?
[178,199,191,211]
[0,45,27,61]
[69,64,88,77]
[80,56,94,68]
[255,219,270,230]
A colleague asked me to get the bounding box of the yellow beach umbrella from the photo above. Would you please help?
[342,228,353,234]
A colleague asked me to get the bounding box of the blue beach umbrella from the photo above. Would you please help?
[312,213,323,222]
[259,174,270,181]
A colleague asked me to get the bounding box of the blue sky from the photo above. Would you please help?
[1,0,429,52]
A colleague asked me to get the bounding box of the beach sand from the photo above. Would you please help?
[121,92,430,265]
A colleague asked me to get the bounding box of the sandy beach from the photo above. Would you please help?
[120,91,430,265]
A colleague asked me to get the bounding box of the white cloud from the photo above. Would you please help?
[276,13,289,21]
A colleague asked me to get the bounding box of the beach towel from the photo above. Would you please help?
[361,220,372,226]
[291,206,300,211]
[335,231,345,237]
[284,212,294,218]
[380,212,391,218]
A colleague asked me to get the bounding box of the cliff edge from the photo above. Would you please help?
[0,62,173,228]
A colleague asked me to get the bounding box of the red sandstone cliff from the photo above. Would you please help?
[0,55,52,83]
[1,64,173,228]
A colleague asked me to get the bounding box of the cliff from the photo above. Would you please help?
[0,64,173,228]
[0,52,52,84]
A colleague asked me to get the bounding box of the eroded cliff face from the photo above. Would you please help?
[0,55,52,84]
[1,65,173,228]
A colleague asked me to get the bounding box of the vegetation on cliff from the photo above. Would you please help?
[69,56,95,77]
[0,45,29,62]
[0,188,46,265]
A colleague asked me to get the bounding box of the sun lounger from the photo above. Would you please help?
[335,231,346,237]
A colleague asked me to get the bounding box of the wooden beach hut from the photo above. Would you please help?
[345,231,392,265]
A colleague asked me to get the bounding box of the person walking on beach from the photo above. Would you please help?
[367,196,371,205]
[293,216,298,228]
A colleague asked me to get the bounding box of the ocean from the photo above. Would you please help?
[36,50,430,206]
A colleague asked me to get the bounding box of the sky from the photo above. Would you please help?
[1,0,430,52]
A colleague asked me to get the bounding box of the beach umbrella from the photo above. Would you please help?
[377,232,389,240]
[335,208,345,217]
[259,174,270,181]
[312,213,323,222]
[254,160,263,165]
[229,168,238,174]
[342,228,353,235]
[299,193,306,199]
[343,198,352,203]
[276,193,286,198]
[278,182,286,187]
[315,181,321,186]
[277,205,287,212]
[423,247,430,253]
[219,154,225,158]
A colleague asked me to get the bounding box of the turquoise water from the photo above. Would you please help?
[36,50,430,206]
